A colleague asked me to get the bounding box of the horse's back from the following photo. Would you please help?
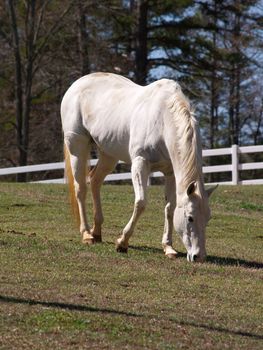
[61,73,180,165]
[61,73,138,125]
[61,73,139,161]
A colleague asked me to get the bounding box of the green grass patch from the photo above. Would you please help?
[0,183,263,349]
[240,201,263,211]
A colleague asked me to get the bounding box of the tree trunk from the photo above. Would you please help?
[8,1,36,181]
[210,0,220,150]
[135,0,148,85]
[233,1,241,145]
[77,0,90,76]
[228,67,235,145]
[228,0,242,146]
[234,65,240,145]
[254,99,263,145]
[8,0,25,181]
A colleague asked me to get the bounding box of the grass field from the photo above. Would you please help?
[0,183,262,349]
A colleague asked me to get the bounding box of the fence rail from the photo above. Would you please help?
[0,145,262,185]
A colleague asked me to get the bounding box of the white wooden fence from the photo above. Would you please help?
[0,145,263,185]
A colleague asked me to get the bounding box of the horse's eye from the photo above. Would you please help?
[188,216,194,223]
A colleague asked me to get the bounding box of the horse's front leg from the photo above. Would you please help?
[162,174,177,259]
[116,156,150,253]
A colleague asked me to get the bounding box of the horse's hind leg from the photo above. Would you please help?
[116,156,150,253]
[162,174,177,259]
[89,153,117,242]
[64,133,93,244]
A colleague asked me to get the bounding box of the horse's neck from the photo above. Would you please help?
[163,111,203,198]
[168,143,204,199]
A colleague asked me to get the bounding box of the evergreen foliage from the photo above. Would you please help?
[0,0,262,179]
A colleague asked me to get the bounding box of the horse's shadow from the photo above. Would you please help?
[128,244,164,255]
[206,255,263,269]
[127,244,263,269]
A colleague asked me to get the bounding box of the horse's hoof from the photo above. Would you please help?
[90,228,102,243]
[82,232,95,245]
[163,245,178,260]
[93,235,102,243]
[116,245,128,253]
[82,237,95,245]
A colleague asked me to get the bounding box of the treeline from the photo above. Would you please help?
[0,0,262,179]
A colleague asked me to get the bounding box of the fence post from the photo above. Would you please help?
[231,144,239,185]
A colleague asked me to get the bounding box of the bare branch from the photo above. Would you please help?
[32,1,75,63]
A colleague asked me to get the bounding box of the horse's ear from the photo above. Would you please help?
[205,184,218,198]
[187,181,196,197]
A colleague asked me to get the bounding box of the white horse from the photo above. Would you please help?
[61,72,216,262]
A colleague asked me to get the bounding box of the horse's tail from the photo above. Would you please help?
[64,143,80,226]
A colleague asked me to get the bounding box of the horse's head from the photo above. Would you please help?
[173,182,217,262]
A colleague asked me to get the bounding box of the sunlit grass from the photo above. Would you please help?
[0,183,263,349]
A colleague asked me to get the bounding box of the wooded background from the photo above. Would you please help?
[0,0,262,181]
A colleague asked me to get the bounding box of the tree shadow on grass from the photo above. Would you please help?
[1,294,262,341]
[0,295,140,318]
[168,317,263,340]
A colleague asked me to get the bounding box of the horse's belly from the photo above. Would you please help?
[91,132,131,163]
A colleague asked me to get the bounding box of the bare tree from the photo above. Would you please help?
[7,0,73,181]
[134,0,148,84]
[77,0,90,76]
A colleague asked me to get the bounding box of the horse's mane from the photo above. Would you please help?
[167,88,203,192]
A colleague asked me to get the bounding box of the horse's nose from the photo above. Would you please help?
[193,253,206,263]
[187,252,206,262]
[187,253,198,262]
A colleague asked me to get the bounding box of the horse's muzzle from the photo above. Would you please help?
[187,252,206,263]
